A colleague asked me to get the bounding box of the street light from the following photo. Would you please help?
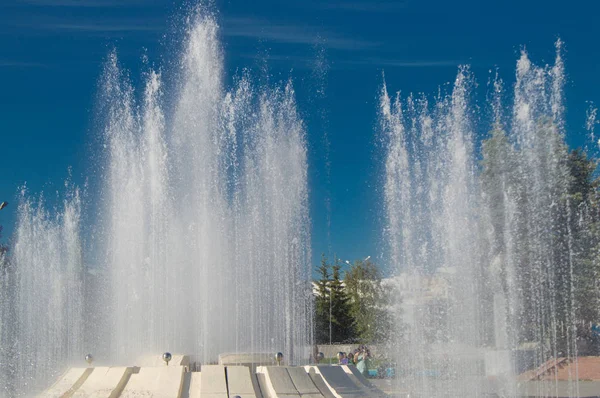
[0,202,7,211]
[329,279,332,349]
[345,256,370,266]
[328,256,370,353]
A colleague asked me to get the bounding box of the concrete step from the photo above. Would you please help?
[38,368,93,398]
[72,366,133,398]
[120,366,185,398]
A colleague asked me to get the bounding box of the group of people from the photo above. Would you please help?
[332,345,372,376]
[350,345,371,376]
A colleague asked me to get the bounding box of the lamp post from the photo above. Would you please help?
[345,255,370,267]
[329,279,332,349]
[327,256,370,360]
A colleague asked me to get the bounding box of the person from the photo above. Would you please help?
[340,353,349,365]
[348,348,358,366]
[354,345,370,377]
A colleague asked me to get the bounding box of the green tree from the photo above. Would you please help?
[480,127,516,346]
[314,254,331,344]
[330,258,354,343]
[314,255,355,344]
[480,121,600,354]
[566,149,600,327]
[481,127,514,259]
[344,258,393,343]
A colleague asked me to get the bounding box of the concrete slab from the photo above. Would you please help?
[256,372,271,398]
[286,367,322,397]
[368,379,410,398]
[256,366,300,397]
[226,366,262,398]
[305,368,336,398]
[72,367,132,398]
[200,365,228,398]
[303,366,363,398]
[38,367,93,398]
[219,353,275,366]
[187,372,201,398]
[120,366,184,398]
[135,354,190,367]
[340,365,386,397]
[179,372,192,398]
[340,366,373,388]
[339,372,376,397]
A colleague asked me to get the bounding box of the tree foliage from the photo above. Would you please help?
[313,255,392,344]
[314,254,331,344]
[481,119,600,354]
[344,258,393,343]
[330,258,354,343]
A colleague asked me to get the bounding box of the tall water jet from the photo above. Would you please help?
[382,67,486,396]
[0,9,311,394]
[11,187,83,394]
[382,41,590,397]
[97,11,312,365]
[0,251,12,396]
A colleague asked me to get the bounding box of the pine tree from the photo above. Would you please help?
[567,150,600,328]
[330,258,354,343]
[314,254,331,344]
[344,258,393,343]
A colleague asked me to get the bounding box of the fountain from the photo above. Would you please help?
[382,41,597,397]
[1,3,597,397]
[4,187,84,395]
[382,65,485,396]
[0,8,312,396]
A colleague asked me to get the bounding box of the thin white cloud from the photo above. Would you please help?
[223,17,378,51]
[236,53,316,69]
[0,60,46,67]
[315,0,410,12]
[17,0,147,7]
[7,17,163,35]
[46,22,158,32]
[343,57,463,68]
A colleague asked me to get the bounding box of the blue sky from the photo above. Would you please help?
[1,0,599,274]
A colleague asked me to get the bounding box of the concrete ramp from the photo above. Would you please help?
[340,365,386,397]
[256,372,271,398]
[40,363,384,398]
[285,367,323,398]
[38,367,93,398]
[72,367,132,398]
[305,368,335,398]
[256,366,299,398]
[226,366,262,398]
[187,372,201,398]
[120,366,184,398]
[303,366,363,398]
[200,365,228,398]
[340,366,373,388]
